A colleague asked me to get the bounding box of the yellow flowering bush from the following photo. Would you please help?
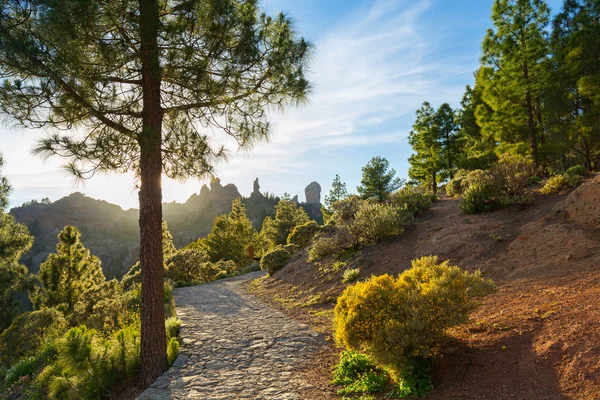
[333,256,496,395]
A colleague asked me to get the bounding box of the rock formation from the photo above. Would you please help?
[305,181,321,204]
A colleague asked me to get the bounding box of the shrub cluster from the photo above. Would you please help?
[458,154,537,214]
[308,196,417,262]
[333,256,496,397]
[287,220,320,249]
[260,246,292,275]
[540,173,584,194]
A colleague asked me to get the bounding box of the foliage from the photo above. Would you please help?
[0,0,312,381]
[260,246,292,276]
[203,198,254,268]
[0,308,66,367]
[390,187,433,217]
[31,225,105,315]
[459,181,503,214]
[167,337,180,366]
[540,173,583,194]
[445,177,464,197]
[357,157,404,202]
[566,165,588,177]
[0,156,35,331]
[408,102,461,192]
[325,174,349,208]
[307,236,342,263]
[165,317,182,340]
[334,256,496,395]
[260,199,311,247]
[341,201,413,249]
[489,154,537,197]
[36,326,140,399]
[342,268,360,284]
[72,279,137,332]
[332,351,388,397]
[287,220,320,250]
[166,248,211,284]
[478,0,550,165]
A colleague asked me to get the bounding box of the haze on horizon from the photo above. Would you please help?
[0,0,563,210]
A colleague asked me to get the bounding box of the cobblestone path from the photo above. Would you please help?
[137,271,326,400]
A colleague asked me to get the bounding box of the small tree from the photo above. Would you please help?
[260,199,311,247]
[357,157,403,202]
[0,0,311,382]
[325,174,349,208]
[32,225,106,315]
[203,198,254,268]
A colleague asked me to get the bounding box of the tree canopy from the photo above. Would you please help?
[0,0,311,383]
[357,157,403,202]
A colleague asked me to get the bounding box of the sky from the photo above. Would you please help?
[0,0,565,210]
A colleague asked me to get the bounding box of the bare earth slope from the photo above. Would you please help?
[251,176,600,399]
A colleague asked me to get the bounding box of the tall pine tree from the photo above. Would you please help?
[0,0,311,383]
[408,102,444,193]
[479,0,550,166]
[325,174,349,208]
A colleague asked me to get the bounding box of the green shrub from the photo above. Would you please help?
[307,236,342,262]
[566,165,587,177]
[332,351,388,396]
[334,256,496,397]
[214,260,237,275]
[461,169,490,191]
[490,153,536,197]
[342,268,360,283]
[345,202,413,249]
[260,246,291,275]
[459,181,503,214]
[166,248,211,284]
[4,356,37,387]
[541,174,583,194]
[525,175,542,186]
[390,187,433,216]
[287,220,320,249]
[445,177,464,197]
[283,243,300,254]
[38,325,141,399]
[165,317,182,340]
[167,337,179,365]
[0,308,67,367]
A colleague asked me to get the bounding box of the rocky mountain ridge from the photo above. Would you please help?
[11,178,323,278]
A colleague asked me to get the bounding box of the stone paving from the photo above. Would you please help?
[137,271,326,400]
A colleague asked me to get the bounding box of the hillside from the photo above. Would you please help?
[11,178,323,278]
[250,176,600,399]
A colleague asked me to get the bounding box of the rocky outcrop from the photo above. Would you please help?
[304,181,321,204]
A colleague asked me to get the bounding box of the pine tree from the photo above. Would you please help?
[437,103,461,178]
[260,199,310,246]
[408,103,444,193]
[0,156,34,331]
[547,0,600,170]
[479,0,550,165]
[32,225,105,315]
[0,0,310,382]
[324,174,349,208]
[203,198,254,268]
[162,221,177,262]
[357,157,403,202]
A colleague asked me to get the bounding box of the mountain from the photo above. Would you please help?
[10,178,323,279]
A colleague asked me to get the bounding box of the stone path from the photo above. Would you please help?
[137,271,326,400]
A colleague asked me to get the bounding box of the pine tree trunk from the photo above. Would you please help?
[138,0,167,387]
[525,90,539,166]
[431,171,437,194]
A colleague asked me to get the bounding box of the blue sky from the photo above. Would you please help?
[0,0,565,210]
